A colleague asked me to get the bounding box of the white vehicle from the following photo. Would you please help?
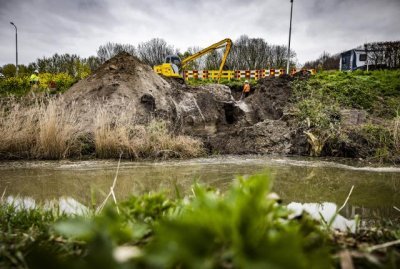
[339,49,368,71]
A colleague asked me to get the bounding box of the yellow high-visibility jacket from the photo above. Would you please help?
[30,74,39,83]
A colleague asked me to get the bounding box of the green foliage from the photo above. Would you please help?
[359,124,394,162]
[291,78,340,129]
[121,193,176,223]
[0,204,71,269]
[0,73,76,96]
[1,174,399,268]
[1,64,17,77]
[38,72,77,93]
[294,70,400,118]
[0,76,31,95]
[292,70,400,159]
[143,174,331,269]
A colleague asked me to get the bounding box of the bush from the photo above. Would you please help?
[0,76,31,96]
[0,73,77,96]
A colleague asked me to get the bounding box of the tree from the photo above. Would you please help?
[137,38,175,67]
[32,53,94,78]
[364,41,400,69]
[225,35,296,70]
[204,50,222,70]
[1,64,16,78]
[84,56,101,72]
[303,52,340,70]
[179,46,204,70]
[97,42,137,63]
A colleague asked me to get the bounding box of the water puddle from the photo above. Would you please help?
[1,156,399,228]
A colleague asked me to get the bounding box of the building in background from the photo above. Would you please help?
[340,41,400,71]
[339,49,368,71]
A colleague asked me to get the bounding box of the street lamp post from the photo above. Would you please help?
[10,22,18,77]
[286,0,294,75]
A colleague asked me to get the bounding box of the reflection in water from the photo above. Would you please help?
[6,196,89,215]
[0,156,399,222]
[4,195,359,232]
[287,202,356,232]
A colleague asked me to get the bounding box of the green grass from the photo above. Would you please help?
[294,70,400,118]
[291,70,400,160]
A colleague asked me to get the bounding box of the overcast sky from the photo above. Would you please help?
[0,0,399,66]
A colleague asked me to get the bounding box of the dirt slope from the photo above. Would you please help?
[63,52,299,155]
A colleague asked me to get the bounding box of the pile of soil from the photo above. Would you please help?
[206,77,296,154]
[63,52,303,155]
[247,76,293,120]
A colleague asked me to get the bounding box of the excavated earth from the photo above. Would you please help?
[64,52,305,155]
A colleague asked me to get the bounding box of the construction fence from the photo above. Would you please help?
[183,68,316,81]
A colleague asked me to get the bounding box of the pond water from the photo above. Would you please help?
[0,156,399,230]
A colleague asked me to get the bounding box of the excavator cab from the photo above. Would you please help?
[165,55,181,74]
[153,55,183,80]
[165,55,181,65]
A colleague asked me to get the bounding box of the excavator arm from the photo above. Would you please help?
[154,38,232,84]
[181,38,232,83]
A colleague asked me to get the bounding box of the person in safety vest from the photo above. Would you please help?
[29,70,40,96]
[30,70,39,85]
[241,80,251,99]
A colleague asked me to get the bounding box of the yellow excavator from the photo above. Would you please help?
[153,38,232,83]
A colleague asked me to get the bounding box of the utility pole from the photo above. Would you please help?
[10,22,18,76]
[286,0,294,75]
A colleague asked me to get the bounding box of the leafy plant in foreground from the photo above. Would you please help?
[140,174,332,269]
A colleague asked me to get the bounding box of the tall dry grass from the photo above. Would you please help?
[0,99,38,158]
[0,96,204,160]
[393,111,400,150]
[35,99,83,159]
[0,97,84,159]
[94,106,204,159]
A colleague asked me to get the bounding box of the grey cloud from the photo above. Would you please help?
[0,0,399,66]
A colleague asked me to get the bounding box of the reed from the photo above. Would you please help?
[0,97,204,160]
[0,99,38,158]
[393,110,400,150]
[94,107,204,159]
[34,98,82,159]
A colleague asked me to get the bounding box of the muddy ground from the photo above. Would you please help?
[63,52,310,156]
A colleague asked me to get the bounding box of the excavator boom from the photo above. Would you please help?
[181,38,232,83]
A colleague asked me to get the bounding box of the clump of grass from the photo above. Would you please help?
[35,99,83,159]
[0,99,38,158]
[393,109,400,150]
[94,109,204,159]
[0,97,204,160]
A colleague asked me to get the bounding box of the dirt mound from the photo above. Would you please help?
[63,52,236,136]
[62,52,301,156]
[246,76,293,121]
[63,52,177,124]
